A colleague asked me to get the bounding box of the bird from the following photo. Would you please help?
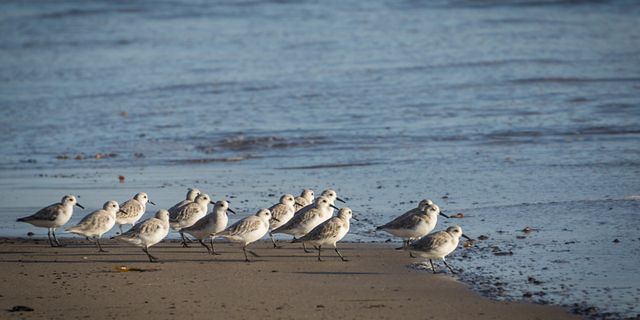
[294,189,314,211]
[267,194,298,248]
[377,203,449,249]
[168,188,201,215]
[293,207,356,261]
[319,189,346,206]
[217,208,276,262]
[181,200,236,255]
[16,195,84,247]
[405,225,472,274]
[115,192,155,233]
[66,200,125,252]
[272,196,338,253]
[169,193,213,247]
[113,209,171,262]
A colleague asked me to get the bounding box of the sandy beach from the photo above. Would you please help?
[0,238,576,319]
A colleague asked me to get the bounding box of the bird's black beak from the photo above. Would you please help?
[76,203,85,209]
[148,200,156,205]
[330,204,339,210]
[295,202,305,207]
[439,212,450,218]
[352,216,359,221]
[462,234,472,240]
[210,201,215,205]
[119,209,130,215]
[228,208,236,214]
[336,197,346,203]
[272,217,280,222]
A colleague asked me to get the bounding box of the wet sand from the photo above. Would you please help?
[0,238,576,319]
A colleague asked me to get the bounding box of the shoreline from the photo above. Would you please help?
[0,238,577,319]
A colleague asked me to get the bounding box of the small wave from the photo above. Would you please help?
[38,7,146,19]
[508,77,640,85]
[169,155,259,164]
[20,39,135,49]
[363,58,568,76]
[481,125,640,145]
[480,18,577,25]
[575,125,640,136]
[594,103,638,115]
[278,162,383,170]
[197,134,330,153]
[391,0,615,10]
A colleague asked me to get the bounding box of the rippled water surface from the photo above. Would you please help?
[1,0,639,318]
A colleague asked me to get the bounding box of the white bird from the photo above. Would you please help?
[113,209,171,262]
[168,188,201,215]
[405,225,472,274]
[377,204,449,249]
[272,196,338,252]
[16,195,84,247]
[267,194,297,248]
[294,189,315,211]
[217,208,276,262]
[169,193,213,247]
[319,189,346,206]
[181,200,236,255]
[116,192,155,233]
[66,200,124,252]
[293,208,356,262]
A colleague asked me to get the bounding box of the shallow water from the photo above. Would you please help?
[1,0,639,318]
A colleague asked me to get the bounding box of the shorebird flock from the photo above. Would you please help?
[16,188,472,272]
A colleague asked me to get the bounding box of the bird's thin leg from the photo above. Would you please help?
[180,231,190,248]
[429,259,437,274]
[47,229,55,247]
[119,224,123,233]
[442,258,457,274]
[142,247,158,262]
[317,245,322,261]
[302,242,312,253]
[243,245,250,262]
[269,231,279,248]
[247,247,260,257]
[198,239,212,254]
[52,229,62,247]
[96,238,107,252]
[334,245,348,262]
[210,237,221,255]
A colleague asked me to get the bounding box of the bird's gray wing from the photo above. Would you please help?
[411,231,449,249]
[227,218,262,236]
[182,214,209,231]
[171,204,201,222]
[381,214,421,230]
[119,200,143,219]
[25,203,63,221]
[300,218,340,242]
[123,218,160,238]
[275,209,318,231]
[269,204,290,221]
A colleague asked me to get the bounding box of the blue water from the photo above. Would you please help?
[1,0,639,318]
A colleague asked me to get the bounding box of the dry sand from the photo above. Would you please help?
[0,238,577,319]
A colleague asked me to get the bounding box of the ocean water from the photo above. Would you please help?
[1,0,639,317]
